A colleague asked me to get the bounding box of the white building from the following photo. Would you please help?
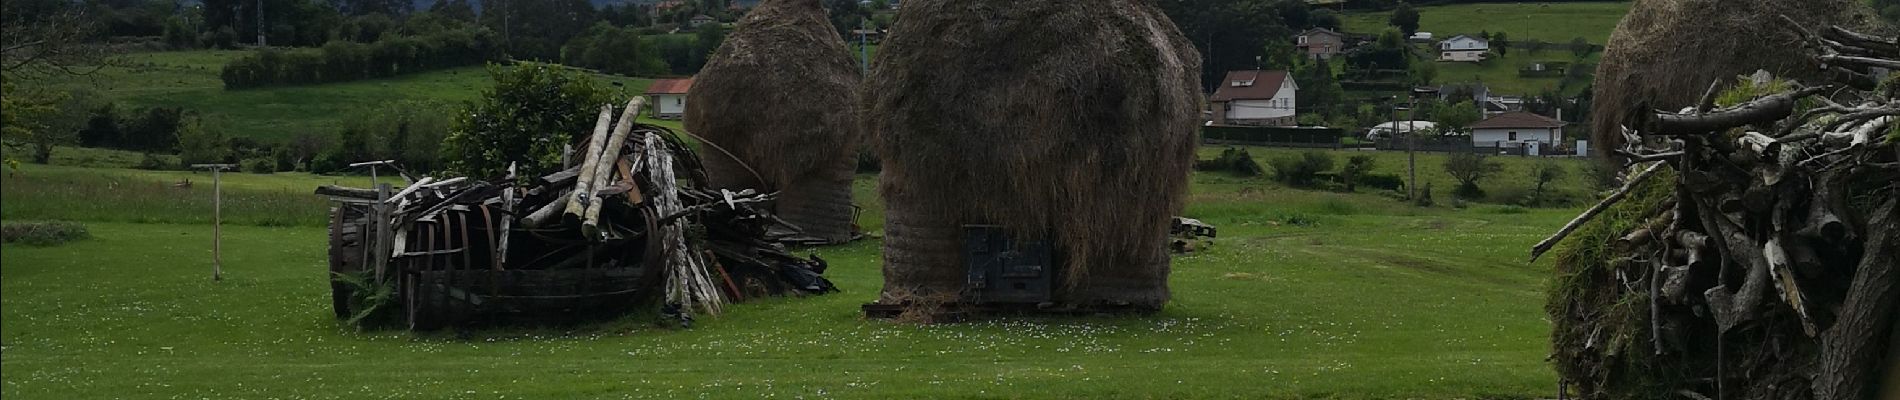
[1469,111,1565,155]
[1208,70,1298,127]
[1438,35,1490,62]
[645,78,694,120]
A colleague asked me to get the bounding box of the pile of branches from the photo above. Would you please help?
[320,98,836,330]
[1536,21,1900,400]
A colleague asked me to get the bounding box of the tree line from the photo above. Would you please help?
[220,27,502,88]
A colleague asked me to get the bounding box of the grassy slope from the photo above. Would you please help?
[1340,2,1631,45]
[0,155,1577,398]
[32,51,667,142]
[1339,2,1628,95]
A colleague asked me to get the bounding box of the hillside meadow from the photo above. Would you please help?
[0,144,1589,398]
[28,50,675,142]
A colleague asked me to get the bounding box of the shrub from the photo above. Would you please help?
[1357,173,1405,191]
[1,221,91,246]
[243,157,276,174]
[1196,147,1265,177]
[443,65,614,179]
[1339,155,1375,192]
[221,28,499,89]
[1444,152,1501,199]
[136,153,173,170]
[1414,182,1435,207]
[1269,151,1334,188]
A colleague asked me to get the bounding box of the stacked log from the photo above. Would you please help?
[1540,22,1899,400]
[319,98,837,330]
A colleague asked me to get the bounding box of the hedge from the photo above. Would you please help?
[221,28,502,89]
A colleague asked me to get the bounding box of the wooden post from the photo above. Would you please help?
[192,164,236,281]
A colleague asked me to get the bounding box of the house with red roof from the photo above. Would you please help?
[1208,70,1299,127]
[1469,111,1565,155]
[645,78,694,120]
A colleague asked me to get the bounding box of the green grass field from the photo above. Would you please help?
[32,51,669,142]
[0,147,1584,398]
[1341,2,1631,45]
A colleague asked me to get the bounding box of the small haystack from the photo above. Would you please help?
[864,0,1203,310]
[1589,0,1883,153]
[685,0,862,244]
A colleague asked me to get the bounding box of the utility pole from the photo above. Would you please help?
[193,164,237,281]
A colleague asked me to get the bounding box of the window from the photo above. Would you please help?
[676,98,683,106]
[1508,131,1518,141]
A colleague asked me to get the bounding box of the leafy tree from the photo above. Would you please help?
[1295,57,1345,116]
[0,85,68,164]
[1269,151,1335,188]
[177,117,231,165]
[431,0,478,23]
[1491,31,1509,57]
[1407,57,1437,86]
[1432,100,1481,134]
[1311,9,1342,30]
[1443,152,1501,199]
[1389,3,1420,37]
[1159,0,1293,89]
[1274,0,1311,30]
[1530,161,1566,204]
[443,65,613,179]
[1340,155,1376,192]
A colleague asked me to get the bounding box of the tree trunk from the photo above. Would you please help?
[1813,200,1899,400]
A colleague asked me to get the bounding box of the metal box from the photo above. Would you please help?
[963,225,1053,303]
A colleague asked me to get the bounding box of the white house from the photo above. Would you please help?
[645,78,694,120]
[1208,70,1298,127]
[1469,111,1565,155]
[1438,35,1489,62]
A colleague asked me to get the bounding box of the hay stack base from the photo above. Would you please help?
[1542,22,1899,400]
[686,0,861,245]
[862,0,1202,314]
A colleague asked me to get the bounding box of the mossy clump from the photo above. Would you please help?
[1545,167,1685,398]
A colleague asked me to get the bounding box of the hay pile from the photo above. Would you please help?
[685,0,861,243]
[1589,0,1883,153]
[863,0,1202,309]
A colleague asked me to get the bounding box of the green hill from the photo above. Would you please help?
[1339,2,1630,96]
[32,51,663,143]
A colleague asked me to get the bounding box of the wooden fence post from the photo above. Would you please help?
[192,164,236,281]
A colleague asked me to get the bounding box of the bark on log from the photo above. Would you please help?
[580,99,643,240]
[565,105,617,223]
[1636,86,1830,136]
[1813,200,1899,400]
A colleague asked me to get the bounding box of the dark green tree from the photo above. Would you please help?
[1389,3,1419,37]
[442,65,614,179]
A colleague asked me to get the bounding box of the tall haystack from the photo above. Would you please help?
[1589,0,1882,153]
[686,0,861,243]
[864,0,1203,310]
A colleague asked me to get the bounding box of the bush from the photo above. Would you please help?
[221,28,500,89]
[1443,152,1501,200]
[1339,155,1375,192]
[1195,147,1265,177]
[1414,182,1435,207]
[2,221,91,246]
[243,157,276,174]
[443,65,614,179]
[136,153,173,170]
[1269,151,1334,188]
[1357,173,1405,191]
